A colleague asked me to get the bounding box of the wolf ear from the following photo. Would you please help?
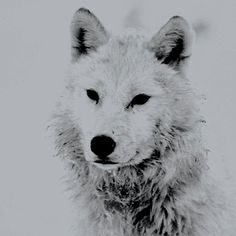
[70,8,109,61]
[148,16,194,72]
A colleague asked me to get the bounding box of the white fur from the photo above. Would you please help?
[51,8,236,236]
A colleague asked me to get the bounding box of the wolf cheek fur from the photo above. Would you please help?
[52,8,235,236]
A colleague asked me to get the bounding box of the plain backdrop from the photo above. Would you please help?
[0,0,235,235]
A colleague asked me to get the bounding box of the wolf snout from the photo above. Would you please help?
[90,135,116,158]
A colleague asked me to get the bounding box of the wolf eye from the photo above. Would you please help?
[127,94,151,108]
[86,89,99,104]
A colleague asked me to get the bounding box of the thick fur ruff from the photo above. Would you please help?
[51,8,235,236]
[52,111,234,236]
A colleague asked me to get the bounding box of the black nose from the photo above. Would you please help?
[90,135,116,158]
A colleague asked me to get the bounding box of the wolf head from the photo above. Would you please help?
[55,8,199,171]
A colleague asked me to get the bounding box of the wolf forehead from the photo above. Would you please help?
[89,33,158,73]
[69,35,174,93]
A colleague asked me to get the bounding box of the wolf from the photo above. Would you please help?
[51,8,235,236]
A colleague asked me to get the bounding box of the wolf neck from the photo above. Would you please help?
[95,164,175,216]
[91,155,198,208]
[88,136,205,209]
[67,134,206,235]
[76,154,200,235]
[94,160,165,209]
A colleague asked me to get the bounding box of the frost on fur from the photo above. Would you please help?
[50,8,236,236]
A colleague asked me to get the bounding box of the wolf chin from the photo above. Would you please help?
[51,8,235,236]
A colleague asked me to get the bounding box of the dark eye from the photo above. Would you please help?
[86,89,99,104]
[127,94,151,108]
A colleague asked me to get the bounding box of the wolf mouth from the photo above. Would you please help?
[94,159,118,165]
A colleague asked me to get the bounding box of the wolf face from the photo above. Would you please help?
[58,8,196,170]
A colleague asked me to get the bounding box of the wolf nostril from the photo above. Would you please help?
[90,135,116,158]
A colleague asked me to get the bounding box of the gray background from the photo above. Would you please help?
[0,0,235,235]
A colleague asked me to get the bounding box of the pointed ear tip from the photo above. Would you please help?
[71,8,94,28]
[72,7,92,19]
[171,15,184,20]
[76,7,91,14]
[169,15,194,37]
[169,15,190,27]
